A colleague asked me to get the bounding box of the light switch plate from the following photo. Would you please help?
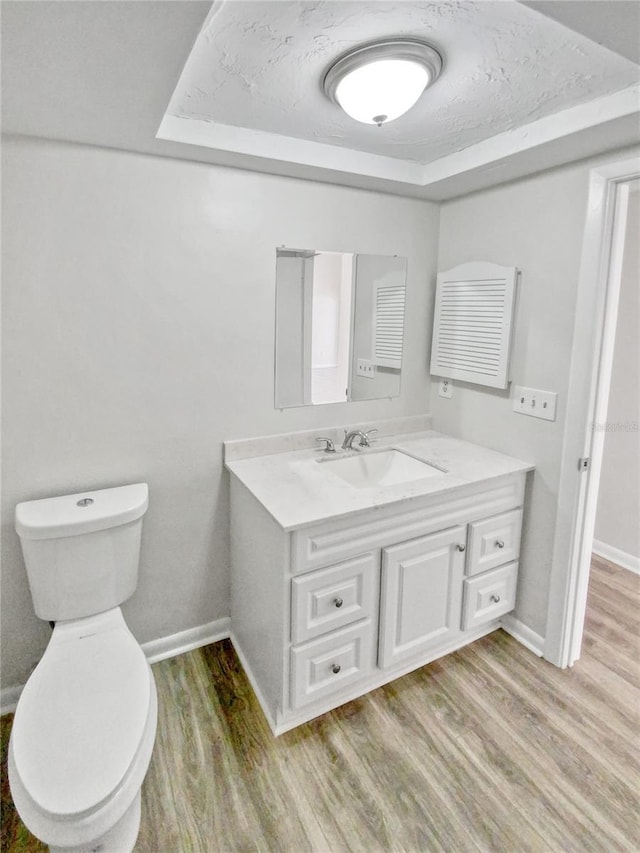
[356,359,376,378]
[513,385,557,421]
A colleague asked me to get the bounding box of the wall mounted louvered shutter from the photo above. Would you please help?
[430,262,518,390]
[373,281,406,369]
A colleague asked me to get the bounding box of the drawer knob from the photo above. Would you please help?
[490,594,501,603]
[457,544,466,552]
[331,664,341,674]
[334,597,344,608]
[495,540,505,549]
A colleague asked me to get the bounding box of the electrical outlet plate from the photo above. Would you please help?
[513,385,557,421]
[439,378,453,398]
[356,359,376,378]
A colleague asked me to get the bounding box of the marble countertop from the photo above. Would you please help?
[225,428,534,531]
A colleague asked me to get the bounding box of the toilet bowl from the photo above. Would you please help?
[9,483,157,853]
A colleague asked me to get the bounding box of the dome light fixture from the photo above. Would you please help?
[323,38,443,126]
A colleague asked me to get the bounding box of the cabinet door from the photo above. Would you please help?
[379,526,466,669]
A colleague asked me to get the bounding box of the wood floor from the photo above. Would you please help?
[2,555,638,852]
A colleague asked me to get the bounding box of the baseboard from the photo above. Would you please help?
[592,539,640,576]
[500,614,545,657]
[1,617,232,716]
[142,617,231,664]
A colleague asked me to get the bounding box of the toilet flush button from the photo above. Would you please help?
[76,498,94,507]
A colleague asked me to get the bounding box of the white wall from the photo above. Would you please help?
[0,136,439,689]
[594,189,640,565]
[432,147,639,638]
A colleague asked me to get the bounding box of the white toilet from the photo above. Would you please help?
[9,483,157,853]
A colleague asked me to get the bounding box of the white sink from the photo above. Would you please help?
[319,449,446,489]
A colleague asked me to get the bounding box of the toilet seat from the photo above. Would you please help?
[9,607,157,848]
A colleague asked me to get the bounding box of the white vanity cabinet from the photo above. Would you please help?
[229,466,528,736]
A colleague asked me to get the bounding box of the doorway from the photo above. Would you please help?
[592,183,639,572]
[545,156,640,668]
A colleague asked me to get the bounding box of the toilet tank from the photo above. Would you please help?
[15,483,149,622]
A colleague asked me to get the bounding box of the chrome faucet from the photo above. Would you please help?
[342,428,378,450]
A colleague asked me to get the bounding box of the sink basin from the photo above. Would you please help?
[319,449,446,489]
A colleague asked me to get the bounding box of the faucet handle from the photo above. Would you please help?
[316,437,336,453]
[361,428,379,447]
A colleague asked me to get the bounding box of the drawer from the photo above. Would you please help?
[290,621,375,710]
[461,561,518,630]
[467,508,522,576]
[291,553,377,644]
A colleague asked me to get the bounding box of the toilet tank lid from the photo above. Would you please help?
[15,483,149,540]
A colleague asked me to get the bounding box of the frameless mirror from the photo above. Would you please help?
[274,248,407,408]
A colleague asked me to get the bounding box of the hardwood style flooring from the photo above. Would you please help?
[2,555,638,852]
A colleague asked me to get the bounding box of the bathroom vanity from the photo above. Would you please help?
[225,419,533,734]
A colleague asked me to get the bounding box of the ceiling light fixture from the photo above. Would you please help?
[323,38,443,127]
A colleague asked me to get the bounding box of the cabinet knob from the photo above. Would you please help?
[495,539,505,549]
[331,664,341,674]
[457,544,466,552]
[490,594,501,603]
[334,597,344,608]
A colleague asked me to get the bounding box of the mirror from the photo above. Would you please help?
[274,248,407,408]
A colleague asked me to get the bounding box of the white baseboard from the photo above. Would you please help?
[592,539,640,575]
[142,617,231,664]
[1,617,231,716]
[500,614,545,657]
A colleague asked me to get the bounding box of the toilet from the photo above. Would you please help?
[9,483,157,853]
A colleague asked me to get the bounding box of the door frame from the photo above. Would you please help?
[544,155,640,668]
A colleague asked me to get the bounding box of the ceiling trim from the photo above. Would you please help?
[157,115,424,184]
[420,83,640,186]
[158,84,640,193]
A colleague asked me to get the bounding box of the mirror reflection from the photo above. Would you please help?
[275,249,407,408]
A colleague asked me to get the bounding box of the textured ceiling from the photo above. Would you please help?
[165,0,639,164]
[2,0,639,199]
[522,1,640,65]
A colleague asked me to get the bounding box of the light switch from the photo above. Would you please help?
[356,359,376,378]
[513,385,557,421]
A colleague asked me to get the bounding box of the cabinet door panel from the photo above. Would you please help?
[379,526,466,668]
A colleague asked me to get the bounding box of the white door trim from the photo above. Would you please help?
[544,156,639,668]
